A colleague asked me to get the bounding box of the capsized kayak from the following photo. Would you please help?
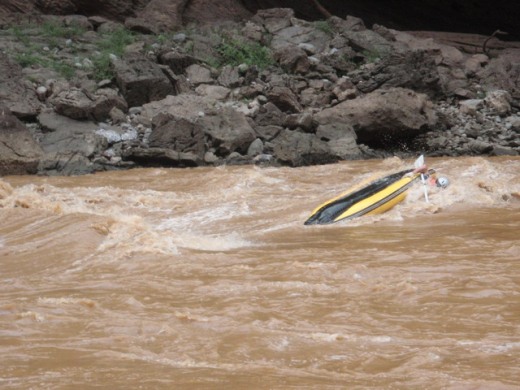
[304,168,435,225]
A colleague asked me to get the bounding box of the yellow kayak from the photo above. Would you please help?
[304,168,434,225]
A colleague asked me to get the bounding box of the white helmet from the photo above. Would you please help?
[436,177,450,188]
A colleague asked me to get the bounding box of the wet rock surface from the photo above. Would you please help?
[0,8,519,175]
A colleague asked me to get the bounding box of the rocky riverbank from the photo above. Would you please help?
[1,8,519,176]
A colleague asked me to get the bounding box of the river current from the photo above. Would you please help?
[1,156,519,389]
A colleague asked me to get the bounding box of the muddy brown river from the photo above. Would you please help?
[1,156,519,389]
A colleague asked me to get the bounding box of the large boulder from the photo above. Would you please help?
[251,8,294,34]
[129,94,255,165]
[50,88,127,121]
[113,52,174,108]
[315,122,362,160]
[158,51,198,74]
[270,129,337,167]
[149,113,206,158]
[477,49,520,101]
[0,103,43,175]
[37,111,109,175]
[269,22,330,53]
[0,53,42,119]
[315,87,438,147]
[139,94,210,124]
[349,50,442,97]
[198,106,256,155]
[267,86,302,113]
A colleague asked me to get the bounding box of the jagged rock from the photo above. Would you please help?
[251,8,294,34]
[484,90,512,116]
[63,14,92,30]
[459,99,484,116]
[37,111,109,175]
[109,106,127,124]
[138,94,255,160]
[140,94,210,124]
[467,139,493,154]
[1,6,519,173]
[284,112,314,131]
[0,103,43,175]
[113,52,174,108]
[50,87,126,121]
[315,87,438,147]
[198,106,256,155]
[350,50,441,96]
[271,129,337,167]
[123,147,201,167]
[96,20,125,34]
[253,125,282,141]
[273,46,311,74]
[270,22,330,53]
[158,51,198,74]
[91,88,128,120]
[476,49,520,100]
[195,84,230,100]
[315,122,362,159]
[0,54,42,118]
[507,115,520,132]
[385,29,466,66]
[253,102,286,126]
[50,88,94,120]
[491,145,518,156]
[331,77,358,101]
[217,66,242,88]
[247,138,264,156]
[464,54,489,76]
[267,86,302,113]
[185,64,213,85]
[149,113,206,159]
[340,27,394,57]
[37,111,106,157]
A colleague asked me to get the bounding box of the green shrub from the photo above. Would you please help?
[51,61,76,79]
[91,54,114,81]
[41,20,86,39]
[314,20,334,36]
[92,27,135,81]
[98,27,135,56]
[362,49,381,63]
[216,38,273,69]
[14,52,48,68]
[14,52,76,79]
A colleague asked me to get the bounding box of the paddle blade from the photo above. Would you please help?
[414,155,425,169]
[414,155,429,203]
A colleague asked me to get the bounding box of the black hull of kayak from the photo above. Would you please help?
[304,169,418,225]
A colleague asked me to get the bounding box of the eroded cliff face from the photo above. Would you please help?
[1,0,519,41]
[0,0,148,21]
[242,0,520,40]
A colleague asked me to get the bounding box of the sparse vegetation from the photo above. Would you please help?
[362,49,381,63]
[14,51,75,79]
[314,20,334,36]
[92,27,135,81]
[215,38,273,69]
[97,27,135,56]
[7,20,135,81]
[40,20,86,39]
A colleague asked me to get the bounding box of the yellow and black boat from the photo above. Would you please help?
[304,167,435,225]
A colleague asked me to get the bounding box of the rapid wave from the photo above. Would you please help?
[1,157,518,256]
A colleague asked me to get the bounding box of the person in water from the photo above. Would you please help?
[413,164,450,188]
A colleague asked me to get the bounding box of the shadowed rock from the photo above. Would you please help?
[0,103,42,175]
